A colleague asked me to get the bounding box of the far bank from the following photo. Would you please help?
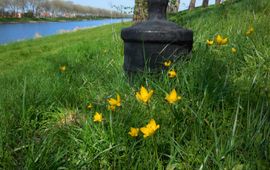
[0,16,131,24]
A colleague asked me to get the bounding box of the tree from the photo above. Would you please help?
[0,0,125,18]
[133,0,148,22]
[215,0,222,5]
[0,0,6,9]
[0,0,7,16]
[5,0,19,15]
[27,0,45,16]
[202,0,209,7]
[40,0,52,15]
[133,0,180,22]
[189,0,196,10]
[168,0,180,13]
[18,0,28,13]
[0,0,6,8]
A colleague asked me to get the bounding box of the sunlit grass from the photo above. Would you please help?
[0,0,269,169]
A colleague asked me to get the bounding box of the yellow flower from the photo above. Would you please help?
[107,105,116,111]
[128,127,139,137]
[231,47,237,53]
[215,34,228,45]
[215,35,223,45]
[246,27,254,36]
[221,38,228,45]
[59,65,66,73]
[164,60,172,67]
[207,39,214,46]
[87,103,93,110]
[168,70,177,78]
[140,119,160,138]
[93,112,102,122]
[107,94,121,107]
[165,89,182,104]
[136,86,154,104]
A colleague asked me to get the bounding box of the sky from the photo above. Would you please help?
[71,0,217,11]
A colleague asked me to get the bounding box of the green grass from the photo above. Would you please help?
[0,0,269,169]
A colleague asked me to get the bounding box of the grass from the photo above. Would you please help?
[0,0,269,169]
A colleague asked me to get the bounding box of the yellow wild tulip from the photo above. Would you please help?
[128,127,140,137]
[107,94,121,107]
[221,37,228,45]
[215,35,223,45]
[215,34,228,45]
[93,112,102,122]
[59,65,66,73]
[107,105,116,112]
[168,70,177,78]
[87,103,93,110]
[246,27,254,36]
[136,86,154,104]
[165,89,182,104]
[207,39,214,46]
[231,47,237,53]
[140,119,160,138]
[163,60,172,67]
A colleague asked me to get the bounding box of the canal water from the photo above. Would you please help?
[0,18,131,45]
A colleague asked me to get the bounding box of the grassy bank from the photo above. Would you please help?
[1,0,270,169]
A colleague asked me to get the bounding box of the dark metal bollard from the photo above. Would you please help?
[121,0,193,74]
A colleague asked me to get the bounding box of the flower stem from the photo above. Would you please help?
[109,112,114,143]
